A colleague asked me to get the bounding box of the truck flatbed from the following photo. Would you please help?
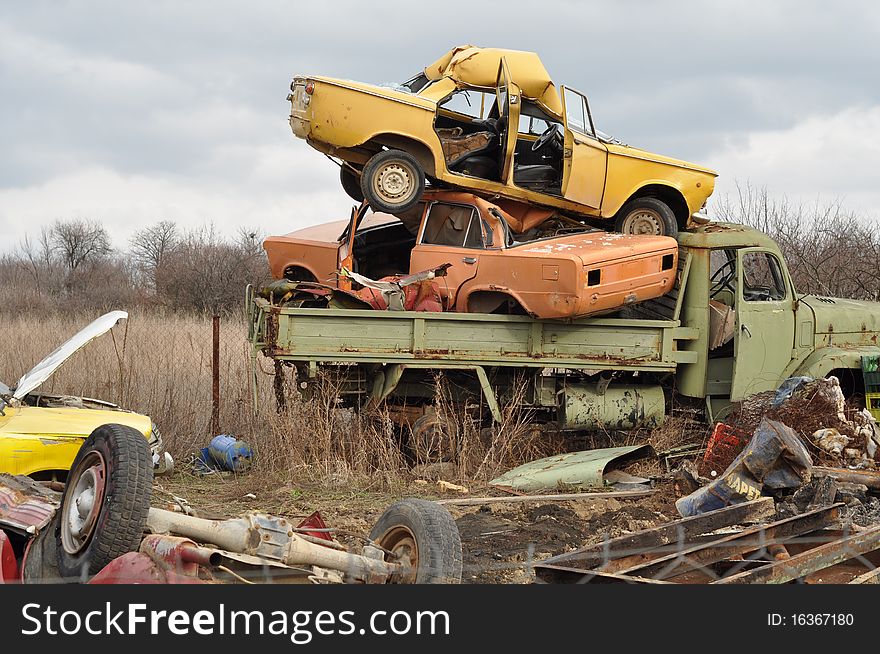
[249,297,699,372]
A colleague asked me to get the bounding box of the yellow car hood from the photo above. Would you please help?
[0,405,151,440]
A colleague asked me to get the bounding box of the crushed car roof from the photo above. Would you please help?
[424,45,563,118]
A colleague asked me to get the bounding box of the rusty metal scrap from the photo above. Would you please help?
[535,497,880,584]
[0,473,61,535]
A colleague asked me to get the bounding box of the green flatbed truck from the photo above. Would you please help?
[248,222,880,434]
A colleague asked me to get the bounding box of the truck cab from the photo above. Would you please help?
[662,223,880,418]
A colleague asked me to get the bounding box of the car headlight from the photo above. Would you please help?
[148,422,174,475]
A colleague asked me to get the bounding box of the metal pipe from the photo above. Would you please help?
[212,314,220,435]
[147,509,255,552]
[145,508,397,582]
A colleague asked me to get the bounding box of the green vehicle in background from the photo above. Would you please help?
[248,222,880,439]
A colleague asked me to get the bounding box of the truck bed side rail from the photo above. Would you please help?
[250,296,699,373]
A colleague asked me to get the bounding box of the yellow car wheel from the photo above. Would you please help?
[614,197,678,238]
[360,149,425,214]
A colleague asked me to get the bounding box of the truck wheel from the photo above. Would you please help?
[360,150,425,214]
[370,499,462,584]
[340,166,365,202]
[614,197,679,238]
[412,413,455,463]
[56,423,153,581]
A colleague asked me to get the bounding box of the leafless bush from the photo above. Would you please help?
[157,224,269,313]
[0,219,269,314]
[714,182,880,300]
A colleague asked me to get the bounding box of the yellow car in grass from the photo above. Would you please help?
[0,311,171,479]
[289,45,717,237]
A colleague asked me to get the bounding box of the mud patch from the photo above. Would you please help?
[453,482,678,583]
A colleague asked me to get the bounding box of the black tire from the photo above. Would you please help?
[360,149,425,214]
[56,423,153,581]
[370,499,462,584]
[340,166,365,202]
[412,414,455,463]
[614,197,679,238]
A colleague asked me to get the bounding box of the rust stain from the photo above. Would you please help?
[0,474,60,535]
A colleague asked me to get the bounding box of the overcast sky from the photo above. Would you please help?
[1,0,878,249]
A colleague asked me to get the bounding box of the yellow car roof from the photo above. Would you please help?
[424,45,563,118]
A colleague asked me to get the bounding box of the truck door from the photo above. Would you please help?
[410,201,485,309]
[496,58,521,185]
[560,87,607,209]
[730,247,796,400]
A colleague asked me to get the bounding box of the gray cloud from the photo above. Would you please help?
[1,0,879,248]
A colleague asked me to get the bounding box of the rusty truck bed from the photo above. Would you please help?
[248,295,698,373]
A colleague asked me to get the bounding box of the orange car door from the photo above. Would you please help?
[560,86,607,210]
[496,58,521,185]
[410,202,484,309]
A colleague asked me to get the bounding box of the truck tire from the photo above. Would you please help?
[614,197,679,238]
[412,413,455,463]
[360,150,425,214]
[56,423,153,581]
[369,499,462,584]
[340,166,365,202]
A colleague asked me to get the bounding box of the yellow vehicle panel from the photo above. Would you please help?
[0,405,152,476]
[289,46,718,235]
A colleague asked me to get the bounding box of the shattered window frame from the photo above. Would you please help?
[439,89,492,120]
[400,72,432,93]
[419,201,485,250]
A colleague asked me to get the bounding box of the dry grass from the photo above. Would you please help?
[0,310,563,492]
[0,310,260,456]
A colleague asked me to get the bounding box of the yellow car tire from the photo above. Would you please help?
[340,166,365,202]
[614,197,678,238]
[360,149,425,214]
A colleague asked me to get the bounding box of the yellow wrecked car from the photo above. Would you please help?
[0,311,171,479]
[289,45,717,237]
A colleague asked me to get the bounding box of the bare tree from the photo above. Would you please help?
[18,226,58,288]
[49,219,113,273]
[130,220,179,291]
[714,181,880,301]
[157,223,269,313]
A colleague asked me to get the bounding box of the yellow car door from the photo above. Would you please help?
[560,86,607,210]
[495,57,521,185]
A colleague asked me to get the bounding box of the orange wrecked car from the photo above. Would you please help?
[263,191,678,320]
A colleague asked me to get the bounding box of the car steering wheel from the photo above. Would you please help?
[531,123,561,152]
[709,258,737,298]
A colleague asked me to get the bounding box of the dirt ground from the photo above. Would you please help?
[157,473,680,584]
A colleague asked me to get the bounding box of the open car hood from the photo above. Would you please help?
[11,311,128,401]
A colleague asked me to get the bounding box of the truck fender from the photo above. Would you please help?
[790,346,880,381]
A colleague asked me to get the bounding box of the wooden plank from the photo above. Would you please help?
[537,498,775,572]
[716,523,880,584]
[434,489,654,506]
[812,466,880,491]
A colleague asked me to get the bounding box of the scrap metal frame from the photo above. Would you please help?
[535,499,880,584]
